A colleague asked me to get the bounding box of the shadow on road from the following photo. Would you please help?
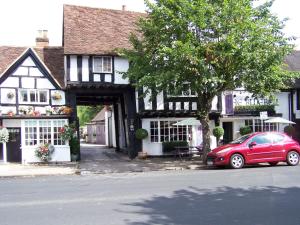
[122,186,300,225]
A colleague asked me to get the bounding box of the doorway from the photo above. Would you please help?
[223,122,233,144]
[6,128,21,163]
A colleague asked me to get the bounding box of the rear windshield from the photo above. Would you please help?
[230,134,251,144]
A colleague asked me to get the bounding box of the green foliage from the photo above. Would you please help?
[240,126,252,136]
[284,125,295,136]
[213,127,224,139]
[135,128,149,140]
[162,141,188,153]
[234,104,275,113]
[77,106,104,127]
[59,122,76,141]
[69,137,80,155]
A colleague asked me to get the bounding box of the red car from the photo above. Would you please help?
[206,132,300,169]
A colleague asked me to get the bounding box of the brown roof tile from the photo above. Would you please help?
[63,4,145,55]
[0,46,65,88]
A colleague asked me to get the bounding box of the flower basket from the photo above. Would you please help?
[35,143,55,162]
[60,106,73,115]
[7,110,14,117]
[0,127,9,143]
[7,92,14,99]
[59,123,76,141]
[52,92,62,100]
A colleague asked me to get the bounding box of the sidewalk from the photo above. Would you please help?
[0,163,77,177]
[0,144,206,177]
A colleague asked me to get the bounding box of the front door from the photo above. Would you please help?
[6,128,21,163]
[223,122,233,144]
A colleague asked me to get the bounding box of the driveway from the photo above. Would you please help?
[79,143,204,174]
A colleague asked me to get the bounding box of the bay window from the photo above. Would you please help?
[150,120,192,143]
[23,119,68,146]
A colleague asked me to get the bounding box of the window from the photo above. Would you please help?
[272,133,285,143]
[150,121,159,142]
[250,134,272,145]
[93,57,112,73]
[24,120,67,146]
[150,120,192,143]
[245,119,276,132]
[19,89,49,104]
[167,82,196,97]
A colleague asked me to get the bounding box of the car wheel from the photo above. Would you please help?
[287,151,300,166]
[269,162,278,166]
[230,154,244,169]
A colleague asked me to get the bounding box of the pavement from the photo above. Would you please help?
[0,143,205,177]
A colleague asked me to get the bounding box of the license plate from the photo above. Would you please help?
[207,160,213,166]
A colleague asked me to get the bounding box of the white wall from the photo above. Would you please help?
[22,146,71,164]
[114,57,129,84]
[70,55,78,82]
[275,92,289,120]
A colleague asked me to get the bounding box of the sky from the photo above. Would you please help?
[0,0,299,49]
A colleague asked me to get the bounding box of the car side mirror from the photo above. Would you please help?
[249,141,257,148]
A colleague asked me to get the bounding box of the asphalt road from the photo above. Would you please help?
[1,164,300,225]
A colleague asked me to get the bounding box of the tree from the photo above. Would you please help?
[77,105,103,127]
[121,0,298,159]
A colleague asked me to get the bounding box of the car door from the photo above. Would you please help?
[246,134,273,163]
[268,133,286,161]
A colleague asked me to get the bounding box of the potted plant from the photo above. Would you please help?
[59,106,73,115]
[284,125,295,137]
[52,91,62,100]
[6,91,14,99]
[7,110,14,117]
[213,126,224,146]
[19,106,28,115]
[45,106,52,116]
[135,128,149,158]
[69,137,80,161]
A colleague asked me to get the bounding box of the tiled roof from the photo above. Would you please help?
[0,46,65,88]
[285,51,300,88]
[63,4,145,55]
[91,107,106,122]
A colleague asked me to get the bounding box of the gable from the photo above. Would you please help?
[0,48,60,89]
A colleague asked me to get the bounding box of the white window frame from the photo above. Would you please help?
[167,82,196,97]
[93,56,112,73]
[19,89,49,105]
[22,119,69,147]
[244,118,277,132]
[150,119,192,143]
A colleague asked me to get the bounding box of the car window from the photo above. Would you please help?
[272,133,285,143]
[250,134,272,145]
[231,134,251,144]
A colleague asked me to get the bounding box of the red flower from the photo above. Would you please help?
[59,127,65,133]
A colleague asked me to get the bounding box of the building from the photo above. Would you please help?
[0,33,71,163]
[0,5,299,162]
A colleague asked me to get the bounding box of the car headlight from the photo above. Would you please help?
[217,147,232,154]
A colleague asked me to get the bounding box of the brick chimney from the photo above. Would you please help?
[36,30,49,47]
[122,5,126,11]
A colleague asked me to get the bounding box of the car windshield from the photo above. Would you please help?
[230,134,251,144]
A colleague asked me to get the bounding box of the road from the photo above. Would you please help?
[1,164,300,225]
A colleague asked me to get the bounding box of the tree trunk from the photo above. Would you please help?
[199,114,211,162]
[197,97,213,162]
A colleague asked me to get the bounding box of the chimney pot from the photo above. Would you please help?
[122,5,126,11]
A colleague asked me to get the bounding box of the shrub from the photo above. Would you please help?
[135,128,148,140]
[69,137,80,155]
[213,127,224,139]
[234,104,275,113]
[240,126,252,136]
[162,141,188,153]
[284,125,295,137]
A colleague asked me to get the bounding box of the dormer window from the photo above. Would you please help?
[93,56,112,73]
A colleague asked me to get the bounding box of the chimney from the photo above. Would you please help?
[36,30,49,47]
[122,5,126,11]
